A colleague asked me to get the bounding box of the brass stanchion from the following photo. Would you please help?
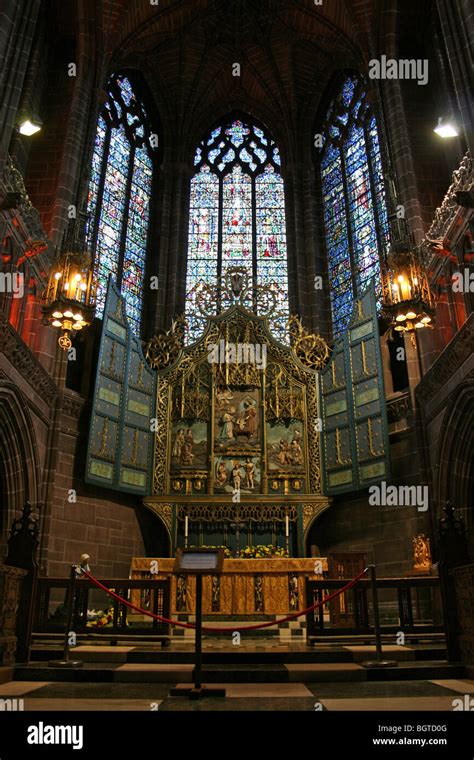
[362,564,397,668]
[48,554,90,668]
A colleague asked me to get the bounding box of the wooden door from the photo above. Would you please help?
[328,553,366,628]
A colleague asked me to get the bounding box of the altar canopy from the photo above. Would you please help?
[85,271,390,552]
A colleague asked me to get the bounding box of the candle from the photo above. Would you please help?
[285,515,289,537]
[184,516,189,538]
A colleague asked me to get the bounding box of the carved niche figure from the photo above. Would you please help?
[172,428,185,459]
[219,406,236,441]
[180,428,195,465]
[413,534,432,572]
[231,461,242,491]
[215,461,228,487]
[244,458,255,489]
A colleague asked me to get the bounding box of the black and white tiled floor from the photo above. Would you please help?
[2,678,473,712]
[2,641,469,712]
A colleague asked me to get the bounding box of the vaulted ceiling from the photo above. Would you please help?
[51,0,394,157]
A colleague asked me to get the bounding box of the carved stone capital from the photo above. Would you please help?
[416,313,474,402]
[0,314,58,405]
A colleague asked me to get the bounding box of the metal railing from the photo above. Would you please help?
[306,576,443,639]
[33,577,171,638]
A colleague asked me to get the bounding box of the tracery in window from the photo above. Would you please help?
[186,117,288,343]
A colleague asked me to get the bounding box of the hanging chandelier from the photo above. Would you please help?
[381,249,435,344]
[43,215,96,350]
[380,168,436,346]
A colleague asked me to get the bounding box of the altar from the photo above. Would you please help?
[131,557,328,615]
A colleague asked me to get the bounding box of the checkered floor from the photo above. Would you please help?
[1,678,473,711]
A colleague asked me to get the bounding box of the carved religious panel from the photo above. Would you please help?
[214,388,260,453]
[171,420,208,470]
[214,456,261,494]
[267,420,305,472]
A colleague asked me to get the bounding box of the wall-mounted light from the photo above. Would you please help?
[434,116,459,139]
[43,215,96,350]
[381,250,435,347]
[16,115,43,136]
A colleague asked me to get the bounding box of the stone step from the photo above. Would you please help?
[28,642,447,664]
[13,659,463,684]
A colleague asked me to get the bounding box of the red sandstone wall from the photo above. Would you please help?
[42,391,145,578]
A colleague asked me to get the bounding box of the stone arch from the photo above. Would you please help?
[0,383,41,546]
[303,501,332,557]
[435,378,474,546]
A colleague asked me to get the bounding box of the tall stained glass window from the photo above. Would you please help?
[86,74,155,334]
[320,75,389,338]
[186,116,288,343]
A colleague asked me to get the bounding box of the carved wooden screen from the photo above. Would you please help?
[85,279,156,494]
[320,283,390,494]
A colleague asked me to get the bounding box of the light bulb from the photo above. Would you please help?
[17,118,42,136]
[434,117,459,138]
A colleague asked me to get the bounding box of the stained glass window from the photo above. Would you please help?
[320,75,389,338]
[186,117,288,343]
[86,74,155,334]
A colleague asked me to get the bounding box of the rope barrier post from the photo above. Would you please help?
[48,558,89,669]
[170,548,226,699]
[194,574,203,690]
[362,564,397,669]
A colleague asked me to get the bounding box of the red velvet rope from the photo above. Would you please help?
[80,567,369,633]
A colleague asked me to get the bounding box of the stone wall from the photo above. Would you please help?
[453,564,474,669]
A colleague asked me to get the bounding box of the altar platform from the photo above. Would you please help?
[130,557,328,616]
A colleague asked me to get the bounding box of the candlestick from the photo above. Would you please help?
[285,514,290,556]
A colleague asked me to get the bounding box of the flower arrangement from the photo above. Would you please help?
[239,544,289,558]
[86,607,114,628]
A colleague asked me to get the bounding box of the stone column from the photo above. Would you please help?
[436,0,474,155]
[0,0,41,174]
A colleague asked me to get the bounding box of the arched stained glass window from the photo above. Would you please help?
[186,116,289,343]
[320,75,389,338]
[86,74,155,334]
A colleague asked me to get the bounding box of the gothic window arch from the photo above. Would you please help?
[319,74,389,338]
[86,73,156,335]
[185,115,289,343]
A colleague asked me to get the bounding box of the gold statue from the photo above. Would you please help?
[413,534,431,571]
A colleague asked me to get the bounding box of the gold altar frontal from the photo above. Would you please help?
[131,557,328,615]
